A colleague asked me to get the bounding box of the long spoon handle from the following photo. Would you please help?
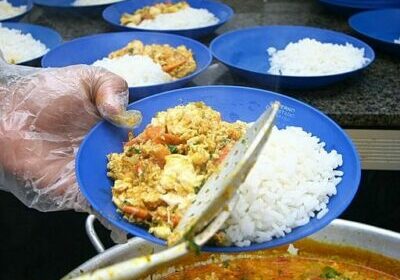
[64,206,233,280]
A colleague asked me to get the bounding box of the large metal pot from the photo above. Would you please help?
[66,218,400,278]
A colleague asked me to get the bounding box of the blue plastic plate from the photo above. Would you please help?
[1,22,62,66]
[0,0,33,22]
[33,0,128,15]
[210,25,375,90]
[319,0,400,15]
[349,9,400,56]
[41,31,212,101]
[102,0,233,38]
[76,86,361,253]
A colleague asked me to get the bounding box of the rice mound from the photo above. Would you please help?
[223,126,343,247]
[92,54,173,87]
[0,0,26,20]
[0,25,48,64]
[131,7,219,30]
[72,0,122,6]
[267,38,370,76]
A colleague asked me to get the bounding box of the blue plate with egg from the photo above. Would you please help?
[349,9,400,56]
[210,25,375,90]
[0,0,33,22]
[76,85,361,252]
[1,22,62,66]
[33,0,127,15]
[41,31,212,101]
[102,0,233,38]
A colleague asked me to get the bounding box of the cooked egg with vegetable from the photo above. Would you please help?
[108,101,344,246]
[120,1,219,30]
[93,39,197,87]
[107,102,246,239]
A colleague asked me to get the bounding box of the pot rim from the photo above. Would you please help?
[65,218,400,279]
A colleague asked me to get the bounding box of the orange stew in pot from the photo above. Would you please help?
[155,239,400,280]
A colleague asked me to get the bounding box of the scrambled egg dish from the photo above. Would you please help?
[109,39,196,79]
[121,1,188,27]
[108,102,246,239]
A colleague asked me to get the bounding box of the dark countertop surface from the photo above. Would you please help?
[23,0,400,128]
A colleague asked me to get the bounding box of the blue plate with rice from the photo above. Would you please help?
[102,0,233,38]
[210,25,375,90]
[0,0,33,22]
[349,9,400,56]
[1,22,62,66]
[76,85,361,253]
[41,31,212,101]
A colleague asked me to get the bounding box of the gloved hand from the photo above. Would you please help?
[0,57,130,213]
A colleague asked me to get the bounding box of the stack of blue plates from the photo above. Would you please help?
[320,0,400,15]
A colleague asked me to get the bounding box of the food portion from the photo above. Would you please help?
[108,102,246,239]
[93,40,196,87]
[108,40,196,79]
[267,38,370,76]
[222,126,343,246]
[120,1,219,30]
[0,0,26,20]
[162,258,396,280]
[72,0,122,6]
[155,239,400,280]
[0,25,49,64]
[107,102,344,246]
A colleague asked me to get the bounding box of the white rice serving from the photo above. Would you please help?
[267,38,370,76]
[72,0,122,6]
[0,0,26,20]
[394,37,400,44]
[93,54,173,87]
[130,7,219,30]
[0,24,48,64]
[223,126,343,247]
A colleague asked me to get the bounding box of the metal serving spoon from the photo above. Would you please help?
[66,101,280,280]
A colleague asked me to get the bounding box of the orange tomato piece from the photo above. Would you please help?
[150,145,170,167]
[162,133,183,145]
[122,206,151,220]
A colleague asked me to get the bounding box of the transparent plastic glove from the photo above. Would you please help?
[0,57,130,213]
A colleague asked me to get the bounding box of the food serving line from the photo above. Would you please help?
[21,0,400,171]
[3,0,399,278]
